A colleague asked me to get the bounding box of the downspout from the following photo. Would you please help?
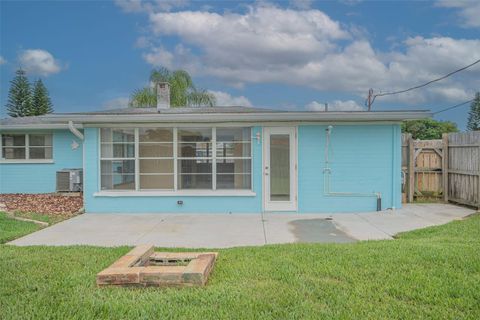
[323,126,382,211]
[68,121,84,141]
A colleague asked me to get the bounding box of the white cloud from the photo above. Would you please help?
[19,49,61,76]
[436,0,480,28]
[122,2,480,106]
[209,90,253,107]
[142,46,175,69]
[306,100,364,111]
[102,97,130,110]
[0,56,6,65]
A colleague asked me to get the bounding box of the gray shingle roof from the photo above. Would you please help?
[0,106,431,128]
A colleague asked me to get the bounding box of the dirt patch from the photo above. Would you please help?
[0,193,83,217]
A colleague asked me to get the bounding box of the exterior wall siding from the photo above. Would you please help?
[1,124,402,213]
[83,124,402,213]
[0,130,83,193]
[297,124,402,213]
[83,127,264,213]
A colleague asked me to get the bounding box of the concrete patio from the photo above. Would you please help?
[8,204,476,248]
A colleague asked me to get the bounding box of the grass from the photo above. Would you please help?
[0,215,479,319]
[0,212,41,244]
[10,210,66,224]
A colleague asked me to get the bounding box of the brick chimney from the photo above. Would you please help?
[156,82,170,111]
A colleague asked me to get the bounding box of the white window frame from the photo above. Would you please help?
[0,133,53,163]
[99,128,136,191]
[97,126,255,196]
[137,127,175,191]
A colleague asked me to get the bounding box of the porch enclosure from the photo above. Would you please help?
[402,131,480,209]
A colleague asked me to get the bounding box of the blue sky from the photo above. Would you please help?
[1,0,479,129]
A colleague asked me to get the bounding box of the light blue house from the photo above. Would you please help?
[0,84,430,214]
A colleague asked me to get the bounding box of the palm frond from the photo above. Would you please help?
[129,87,156,108]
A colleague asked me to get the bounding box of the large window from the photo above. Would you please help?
[139,128,174,189]
[1,133,52,160]
[100,129,135,190]
[99,127,252,192]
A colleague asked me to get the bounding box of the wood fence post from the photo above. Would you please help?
[442,133,449,203]
[408,134,415,203]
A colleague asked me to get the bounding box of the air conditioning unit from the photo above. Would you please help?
[56,169,83,192]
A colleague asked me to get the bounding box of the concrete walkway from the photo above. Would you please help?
[8,204,475,248]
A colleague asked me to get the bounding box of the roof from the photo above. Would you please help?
[0,106,431,130]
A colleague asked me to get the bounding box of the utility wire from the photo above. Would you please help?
[432,99,474,114]
[370,58,480,106]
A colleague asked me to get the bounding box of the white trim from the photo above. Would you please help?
[84,120,408,128]
[212,127,217,191]
[0,123,83,130]
[94,190,256,197]
[9,110,429,126]
[173,127,178,191]
[134,128,139,191]
[0,159,54,164]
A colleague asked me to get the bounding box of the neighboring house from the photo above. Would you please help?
[0,83,430,213]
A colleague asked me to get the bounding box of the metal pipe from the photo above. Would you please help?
[323,125,382,211]
[68,121,84,140]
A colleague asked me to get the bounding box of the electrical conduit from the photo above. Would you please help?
[323,126,382,211]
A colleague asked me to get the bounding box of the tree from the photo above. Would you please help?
[130,67,216,108]
[402,119,458,140]
[31,79,54,115]
[467,92,480,131]
[6,69,32,117]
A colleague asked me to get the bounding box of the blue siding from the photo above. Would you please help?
[1,124,402,213]
[83,127,264,213]
[0,130,83,193]
[297,124,402,213]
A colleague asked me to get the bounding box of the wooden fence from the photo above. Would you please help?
[402,131,480,209]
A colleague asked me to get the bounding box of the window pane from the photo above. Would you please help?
[101,160,135,190]
[216,159,251,174]
[217,174,251,189]
[178,159,212,174]
[216,127,250,142]
[216,142,251,157]
[2,134,25,147]
[140,175,174,189]
[101,143,135,158]
[178,174,212,189]
[139,128,173,142]
[101,175,135,190]
[29,147,52,159]
[178,128,211,142]
[101,160,135,174]
[270,134,290,201]
[2,147,26,159]
[178,142,212,157]
[139,143,173,157]
[140,159,173,174]
[100,128,134,143]
[30,134,52,146]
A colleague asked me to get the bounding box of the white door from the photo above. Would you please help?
[263,127,297,211]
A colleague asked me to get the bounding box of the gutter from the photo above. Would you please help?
[68,121,84,140]
[2,111,432,125]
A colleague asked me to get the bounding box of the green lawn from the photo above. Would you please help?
[0,214,479,319]
[0,212,41,244]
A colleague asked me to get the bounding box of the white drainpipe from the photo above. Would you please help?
[68,121,84,140]
[323,125,382,211]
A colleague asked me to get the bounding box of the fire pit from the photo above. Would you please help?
[97,245,218,287]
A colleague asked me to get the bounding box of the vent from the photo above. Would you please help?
[56,169,83,192]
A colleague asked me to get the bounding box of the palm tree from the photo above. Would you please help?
[129,67,216,108]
